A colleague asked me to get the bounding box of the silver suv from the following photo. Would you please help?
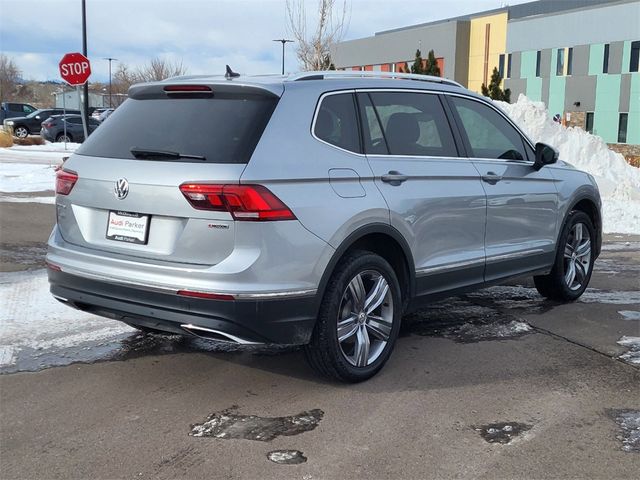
[47,71,601,382]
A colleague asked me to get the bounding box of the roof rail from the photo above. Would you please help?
[288,70,463,88]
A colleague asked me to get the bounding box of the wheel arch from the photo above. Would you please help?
[316,224,416,313]
[566,195,602,258]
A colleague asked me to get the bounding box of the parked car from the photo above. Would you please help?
[97,108,114,122]
[47,71,602,382]
[4,108,81,138]
[91,108,109,120]
[41,114,100,143]
[0,102,37,122]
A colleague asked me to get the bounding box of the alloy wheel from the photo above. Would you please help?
[337,270,394,367]
[563,222,592,291]
[14,127,28,138]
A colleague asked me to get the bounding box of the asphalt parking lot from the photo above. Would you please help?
[1,201,639,479]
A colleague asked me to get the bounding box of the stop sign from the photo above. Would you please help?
[59,52,91,86]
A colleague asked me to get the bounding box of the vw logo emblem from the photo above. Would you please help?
[114,178,129,200]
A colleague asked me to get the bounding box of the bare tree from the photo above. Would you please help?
[135,57,188,82]
[110,58,187,105]
[0,54,22,101]
[286,0,349,71]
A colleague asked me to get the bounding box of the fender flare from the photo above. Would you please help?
[561,194,602,258]
[314,223,416,313]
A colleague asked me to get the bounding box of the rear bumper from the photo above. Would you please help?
[48,268,318,345]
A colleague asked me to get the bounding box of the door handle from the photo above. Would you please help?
[482,172,502,184]
[381,171,408,186]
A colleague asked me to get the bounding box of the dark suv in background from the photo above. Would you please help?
[41,115,101,143]
[4,108,80,138]
[0,102,37,122]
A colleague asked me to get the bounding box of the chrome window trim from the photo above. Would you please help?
[310,87,537,162]
[310,89,366,157]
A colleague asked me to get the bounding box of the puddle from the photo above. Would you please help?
[619,311,640,321]
[608,409,640,453]
[0,243,47,268]
[267,450,307,465]
[1,332,299,374]
[616,336,640,365]
[406,298,533,343]
[474,422,532,444]
[190,407,324,441]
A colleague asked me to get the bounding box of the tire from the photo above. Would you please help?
[304,250,402,382]
[56,133,72,143]
[534,210,595,301]
[13,125,29,138]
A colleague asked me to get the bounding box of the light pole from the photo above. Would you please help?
[273,39,294,75]
[81,0,89,128]
[103,57,117,108]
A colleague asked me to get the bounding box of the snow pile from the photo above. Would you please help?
[0,163,56,193]
[495,94,640,234]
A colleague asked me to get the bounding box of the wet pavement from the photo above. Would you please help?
[1,202,639,479]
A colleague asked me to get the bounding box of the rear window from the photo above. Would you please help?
[77,93,278,164]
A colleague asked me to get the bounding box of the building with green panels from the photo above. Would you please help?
[504,0,640,145]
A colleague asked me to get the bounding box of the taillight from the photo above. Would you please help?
[42,122,54,128]
[179,184,296,221]
[55,169,78,195]
[164,85,211,92]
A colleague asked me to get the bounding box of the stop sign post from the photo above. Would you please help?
[59,52,92,139]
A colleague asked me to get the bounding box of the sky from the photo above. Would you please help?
[1,0,531,83]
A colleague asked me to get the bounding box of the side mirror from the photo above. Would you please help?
[35,115,41,120]
[533,142,558,170]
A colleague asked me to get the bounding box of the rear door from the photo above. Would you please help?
[358,90,487,296]
[58,83,279,266]
[446,95,558,281]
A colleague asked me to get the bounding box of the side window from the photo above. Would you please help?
[449,96,527,161]
[314,93,360,153]
[362,91,457,157]
[23,105,36,114]
[66,117,82,125]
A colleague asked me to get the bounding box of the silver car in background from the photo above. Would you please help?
[47,71,601,382]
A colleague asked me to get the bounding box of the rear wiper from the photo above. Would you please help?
[130,148,206,161]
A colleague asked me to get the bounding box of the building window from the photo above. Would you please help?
[535,50,541,77]
[630,41,640,72]
[618,113,628,143]
[567,48,573,75]
[556,48,565,76]
[603,44,610,73]
[498,54,505,78]
[586,112,594,134]
[507,53,512,78]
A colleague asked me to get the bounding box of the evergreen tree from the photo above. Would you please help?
[481,67,511,102]
[424,49,441,77]
[411,49,424,74]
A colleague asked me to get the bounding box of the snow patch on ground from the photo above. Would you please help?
[0,163,56,193]
[616,336,640,365]
[495,95,640,234]
[0,270,133,367]
[0,195,55,204]
[619,311,640,321]
[6,142,81,153]
[609,409,640,453]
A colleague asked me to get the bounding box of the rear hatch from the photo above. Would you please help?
[56,81,280,266]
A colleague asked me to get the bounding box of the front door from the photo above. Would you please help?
[446,95,559,282]
[357,91,487,297]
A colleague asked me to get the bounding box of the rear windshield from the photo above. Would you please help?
[77,93,278,163]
